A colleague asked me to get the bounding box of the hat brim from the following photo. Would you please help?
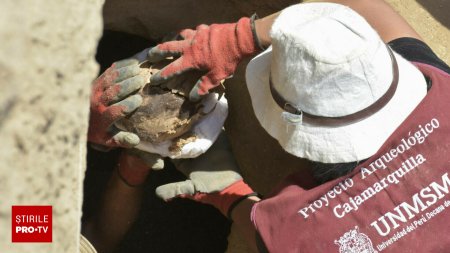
[245,46,427,163]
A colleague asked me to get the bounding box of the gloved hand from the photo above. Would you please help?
[147,17,260,101]
[88,59,145,149]
[155,132,256,217]
[117,149,165,187]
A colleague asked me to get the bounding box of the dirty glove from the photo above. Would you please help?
[88,59,145,149]
[156,133,256,217]
[117,149,164,187]
[147,17,260,101]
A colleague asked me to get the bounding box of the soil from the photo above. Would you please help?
[169,133,198,153]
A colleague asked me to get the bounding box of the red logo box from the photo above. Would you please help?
[12,206,52,243]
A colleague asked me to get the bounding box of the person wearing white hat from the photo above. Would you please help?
[144,0,450,252]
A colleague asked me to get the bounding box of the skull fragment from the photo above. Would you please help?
[116,60,213,145]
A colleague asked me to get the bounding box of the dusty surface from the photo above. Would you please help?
[103,0,302,41]
[387,0,450,64]
[169,133,198,152]
[0,0,103,252]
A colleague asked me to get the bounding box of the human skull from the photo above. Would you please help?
[116,60,211,144]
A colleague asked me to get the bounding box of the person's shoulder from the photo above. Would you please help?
[388,37,450,74]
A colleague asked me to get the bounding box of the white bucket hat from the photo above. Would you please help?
[245,3,427,163]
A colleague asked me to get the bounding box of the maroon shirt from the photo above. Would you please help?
[252,63,450,253]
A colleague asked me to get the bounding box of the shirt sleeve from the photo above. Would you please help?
[388,37,450,74]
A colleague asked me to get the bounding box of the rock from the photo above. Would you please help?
[0,0,103,252]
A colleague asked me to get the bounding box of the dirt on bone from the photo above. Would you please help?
[116,60,205,144]
[169,133,198,153]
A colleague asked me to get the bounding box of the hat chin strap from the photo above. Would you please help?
[269,45,399,127]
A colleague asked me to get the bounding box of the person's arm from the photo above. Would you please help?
[254,0,422,48]
[230,196,261,253]
[83,161,145,253]
[147,0,422,102]
[83,150,163,253]
[253,12,279,48]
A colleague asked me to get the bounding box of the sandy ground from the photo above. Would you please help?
[388,0,449,65]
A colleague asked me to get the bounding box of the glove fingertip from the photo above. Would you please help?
[150,63,185,85]
[189,83,203,102]
[114,132,140,148]
[151,158,165,170]
[189,73,222,101]
[155,186,176,201]
[133,48,151,63]
[147,46,172,63]
[149,71,164,85]
[147,46,159,57]
[156,180,195,201]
